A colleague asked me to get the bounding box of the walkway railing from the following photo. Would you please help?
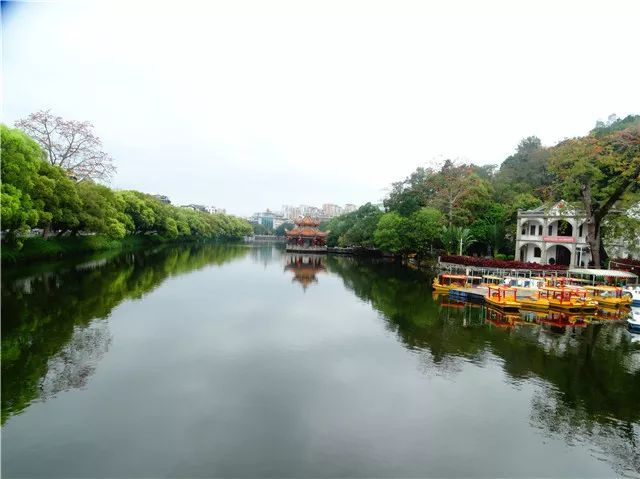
[286,245,328,252]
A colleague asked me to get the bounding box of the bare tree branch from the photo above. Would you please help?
[15,110,116,182]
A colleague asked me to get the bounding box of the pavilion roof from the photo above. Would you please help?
[295,216,320,227]
[286,226,328,237]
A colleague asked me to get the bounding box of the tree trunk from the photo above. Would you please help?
[42,225,50,238]
[585,217,601,268]
[581,184,602,268]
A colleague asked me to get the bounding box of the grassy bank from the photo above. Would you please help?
[1,235,208,264]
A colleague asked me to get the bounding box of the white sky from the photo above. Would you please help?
[3,0,640,216]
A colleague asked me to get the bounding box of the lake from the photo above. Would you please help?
[2,243,639,477]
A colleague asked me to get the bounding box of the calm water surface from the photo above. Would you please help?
[2,244,639,477]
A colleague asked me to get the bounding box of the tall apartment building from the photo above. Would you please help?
[322,203,343,217]
[343,204,357,214]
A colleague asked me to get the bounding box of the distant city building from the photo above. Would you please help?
[281,203,357,220]
[343,203,357,214]
[322,203,343,217]
[153,194,171,204]
[250,210,278,229]
[272,215,291,230]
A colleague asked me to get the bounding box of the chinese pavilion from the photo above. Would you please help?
[285,216,328,253]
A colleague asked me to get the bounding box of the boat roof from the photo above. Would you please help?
[542,286,569,292]
[482,275,503,280]
[569,268,637,279]
[440,274,468,279]
[584,285,620,291]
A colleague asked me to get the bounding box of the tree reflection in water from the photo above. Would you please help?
[324,255,640,476]
[1,244,249,423]
[2,248,639,475]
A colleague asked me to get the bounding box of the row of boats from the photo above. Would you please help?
[433,273,640,332]
[432,273,640,311]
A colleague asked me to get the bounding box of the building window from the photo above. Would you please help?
[534,247,541,258]
[538,225,542,235]
[548,225,553,236]
[578,224,583,237]
[530,225,536,235]
[521,225,526,235]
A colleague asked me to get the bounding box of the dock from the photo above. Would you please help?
[449,287,488,303]
[449,287,535,303]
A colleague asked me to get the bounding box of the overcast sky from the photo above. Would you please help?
[3,0,639,216]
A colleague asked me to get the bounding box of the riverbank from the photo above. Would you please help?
[0,235,239,264]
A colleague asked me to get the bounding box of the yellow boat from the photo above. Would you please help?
[432,274,467,292]
[481,275,503,288]
[542,287,598,312]
[584,285,631,308]
[518,292,550,311]
[485,285,521,311]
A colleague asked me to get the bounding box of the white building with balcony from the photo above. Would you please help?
[515,201,592,267]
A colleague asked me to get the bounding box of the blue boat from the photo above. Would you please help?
[628,308,640,333]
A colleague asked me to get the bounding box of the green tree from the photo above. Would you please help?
[252,223,271,235]
[275,222,295,236]
[32,162,82,236]
[0,125,44,241]
[441,225,475,255]
[75,181,127,238]
[495,136,551,201]
[339,203,383,247]
[407,207,444,255]
[549,116,640,267]
[374,212,408,254]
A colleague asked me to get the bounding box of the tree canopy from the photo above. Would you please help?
[1,124,252,246]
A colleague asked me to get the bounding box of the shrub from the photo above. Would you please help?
[440,254,568,270]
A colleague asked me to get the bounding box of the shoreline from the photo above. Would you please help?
[1,235,244,265]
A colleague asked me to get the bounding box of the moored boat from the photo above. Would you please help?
[628,308,640,333]
[518,292,550,311]
[485,285,521,311]
[623,285,640,306]
[432,274,467,292]
[585,285,631,308]
[542,287,598,312]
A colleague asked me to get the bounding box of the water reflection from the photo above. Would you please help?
[2,246,639,476]
[326,257,640,476]
[284,255,326,291]
[1,244,249,423]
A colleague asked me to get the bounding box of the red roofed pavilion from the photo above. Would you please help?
[285,216,328,253]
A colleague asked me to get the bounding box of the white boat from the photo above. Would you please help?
[623,285,640,306]
[628,307,640,333]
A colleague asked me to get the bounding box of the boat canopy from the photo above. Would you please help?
[440,274,468,279]
[483,275,503,280]
[569,268,637,279]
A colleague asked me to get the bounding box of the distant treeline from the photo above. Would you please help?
[323,115,640,264]
[1,124,253,256]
